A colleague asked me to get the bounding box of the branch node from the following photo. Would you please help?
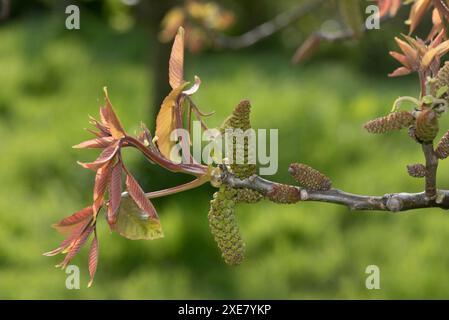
[386,196,403,212]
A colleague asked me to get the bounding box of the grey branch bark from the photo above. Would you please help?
[221,169,449,212]
[213,0,325,50]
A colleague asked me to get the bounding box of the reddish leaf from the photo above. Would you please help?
[108,161,122,225]
[53,206,93,228]
[87,231,99,288]
[44,219,91,256]
[78,141,120,171]
[102,87,126,139]
[169,26,185,89]
[93,162,113,215]
[58,225,94,269]
[52,206,93,235]
[126,172,158,220]
[73,137,115,149]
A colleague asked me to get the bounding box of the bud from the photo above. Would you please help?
[406,163,427,178]
[208,186,245,265]
[436,130,449,159]
[288,163,332,191]
[364,111,414,134]
[266,183,300,204]
[415,108,439,143]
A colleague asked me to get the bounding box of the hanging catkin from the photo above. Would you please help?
[208,186,245,265]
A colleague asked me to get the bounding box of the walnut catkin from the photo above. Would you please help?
[208,186,245,265]
[233,188,263,203]
[221,100,256,179]
[435,61,449,99]
[266,183,301,204]
[436,130,449,159]
[364,111,414,134]
[407,164,427,178]
[288,163,332,191]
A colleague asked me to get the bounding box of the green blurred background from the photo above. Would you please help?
[2,0,449,299]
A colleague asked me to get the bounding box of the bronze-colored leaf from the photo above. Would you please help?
[108,161,122,225]
[125,172,158,220]
[102,87,126,139]
[77,141,119,171]
[73,137,115,149]
[52,206,93,229]
[58,225,94,269]
[93,162,113,215]
[45,220,90,256]
[87,231,98,288]
[155,83,187,160]
[407,0,431,35]
[169,26,185,89]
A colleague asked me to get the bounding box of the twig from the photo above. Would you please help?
[422,142,439,199]
[221,169,449,212]
[212,0,326,50]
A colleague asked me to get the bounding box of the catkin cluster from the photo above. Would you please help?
[208,186,245,265]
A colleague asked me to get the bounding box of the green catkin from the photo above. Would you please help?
[221,100,256,179]
[233,188,263,203]
[364,111,415,134]
[208,186,245,265]
[288,163,332,191]
[407,164,427,178]
[436,130,449,159]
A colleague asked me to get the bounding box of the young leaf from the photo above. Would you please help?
[77,141,120,171]
[169,26,185,89]
[108,161,122,225]
[52,206,93,229]
[113,194,164,240]
[102,87,126,139]
[125,172,159,220]
[93,162,113,214]
[58,225,94,269]
[87,231,99,288]
[44,220,90,256]
[73,137,115,149]
[155,83,188,160]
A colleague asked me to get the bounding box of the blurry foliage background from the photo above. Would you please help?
[2,0,449,299]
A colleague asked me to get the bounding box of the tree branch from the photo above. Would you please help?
[220,167,449,212]
[213,0,325,50]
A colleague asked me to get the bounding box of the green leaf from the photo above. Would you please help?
[113,194,164,240]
